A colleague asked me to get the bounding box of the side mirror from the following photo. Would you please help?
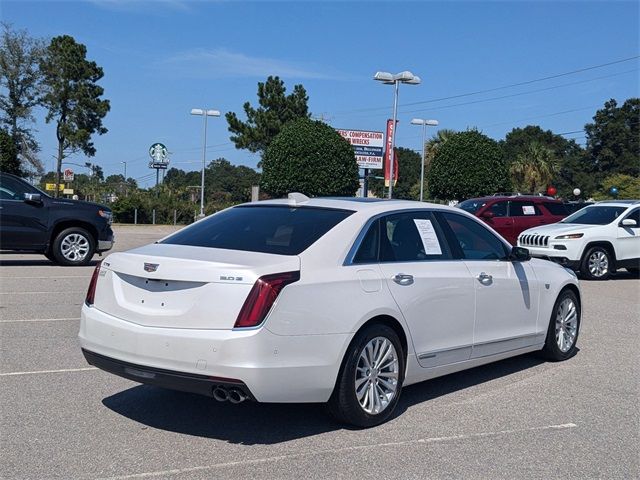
[621,218,637,228]
[509,246,531,262]
[481,210,495,219]
[23,193,42,204]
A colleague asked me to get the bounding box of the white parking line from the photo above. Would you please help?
[0,276,91,279]
[0,367,97,377]
[0,291,84,295]
[97,423,578,480]
[0,317,80,323]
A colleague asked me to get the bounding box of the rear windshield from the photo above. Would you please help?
[162,205,354,255]
[543,202,569,216]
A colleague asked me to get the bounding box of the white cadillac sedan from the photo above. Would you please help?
[80,195,581,427]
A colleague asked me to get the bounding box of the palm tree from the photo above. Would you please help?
[509,142,559,194]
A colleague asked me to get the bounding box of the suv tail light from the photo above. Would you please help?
[234,271,300,328]
[85,261,102,306]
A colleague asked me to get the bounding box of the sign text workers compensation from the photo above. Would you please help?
[337,129,384,169]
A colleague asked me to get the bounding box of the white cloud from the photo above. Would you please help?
[159,47,348,80]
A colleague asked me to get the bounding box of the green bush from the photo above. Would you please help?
[593,174,640,200]
[261,118,360,197]
[428,130,510,201]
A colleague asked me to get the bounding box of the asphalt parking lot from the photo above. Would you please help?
[1,225,638,480]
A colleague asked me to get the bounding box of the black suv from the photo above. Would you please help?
[0,172,114,265]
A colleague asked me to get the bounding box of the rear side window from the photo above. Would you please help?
[163,205,354,255]
[543,202,569,216]
[353,219,380,264]
[509,201,542,216]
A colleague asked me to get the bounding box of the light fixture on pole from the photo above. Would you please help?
[374,71,421,199]
[190,108,221,218]
[410,118,439,202]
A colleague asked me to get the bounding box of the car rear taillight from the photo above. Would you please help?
[234,271,300,328]
[85,261,102,306]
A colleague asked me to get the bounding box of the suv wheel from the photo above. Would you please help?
[52,227,96,266]
[328,324,404,428]
[580,246,612,280]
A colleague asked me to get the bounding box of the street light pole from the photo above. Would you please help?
[374,71,421,199]
[121,161,127,197]
[190,108,221,219]
[411,118,439,202]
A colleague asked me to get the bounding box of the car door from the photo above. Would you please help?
[436,211,541,358]
[509,201,545,243]
[617,208,640,261]
[0,174,50,250]
[376,210,476,368]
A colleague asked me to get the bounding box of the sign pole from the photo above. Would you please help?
[363,168,369,198]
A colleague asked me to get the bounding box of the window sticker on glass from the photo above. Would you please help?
[522,205,536,215]
[413,219,442,255]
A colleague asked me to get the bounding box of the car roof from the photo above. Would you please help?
[461,195,558,203]
[593,200,640,206]
[239,196,459,214]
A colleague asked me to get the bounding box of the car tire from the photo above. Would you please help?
[44,251,56,263]
[540,289,581,362]
[51,227,96,266]
[328,324,405,428]
[580,246,612,280]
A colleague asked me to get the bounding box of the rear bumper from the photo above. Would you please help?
[79,304,350,403]
[82,349,255,400]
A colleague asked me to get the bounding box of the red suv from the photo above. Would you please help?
[458,195,568,245]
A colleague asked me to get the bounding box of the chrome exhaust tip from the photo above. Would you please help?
[212,386,229,402]
[228,388,247,404]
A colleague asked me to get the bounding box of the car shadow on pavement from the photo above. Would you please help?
[0,256,99,267]
[102,353,546,444]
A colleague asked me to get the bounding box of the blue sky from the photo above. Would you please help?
[3,0,639,187]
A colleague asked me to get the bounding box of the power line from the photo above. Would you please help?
[334,55,639,116]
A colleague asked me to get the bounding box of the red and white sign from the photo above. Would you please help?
[63,168,74,182]
[337,129,384,169]
[384,119,398,187]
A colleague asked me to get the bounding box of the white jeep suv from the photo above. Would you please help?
[518,200,640,280]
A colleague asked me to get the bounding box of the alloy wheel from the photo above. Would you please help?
[555,297,578,352]
[60,233,90,262]
[588,250,609,278]
[355,336,399,415]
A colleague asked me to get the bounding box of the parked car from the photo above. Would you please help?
[0,172,114,265]
[518,200,640,280]
[80,195,581,427]
[459,195,568,245]
[564,201,594,215]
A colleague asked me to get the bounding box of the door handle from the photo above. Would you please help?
[478,272,493,284]
[393,273,414,286]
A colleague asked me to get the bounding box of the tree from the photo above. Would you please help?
[368,147,422,200]
[39,35,110,196]
[261,118,359,197]
[0,128,20,174]
[0,23,45,176]
[509,142,559,194]
[593,174,640,200]
[226,76,310,161]
[501,125,586,197]
[424,129,456,197]
[585,98,639,180]
[428,130,510,201]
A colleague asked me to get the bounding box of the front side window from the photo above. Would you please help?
[379,212,451,262]
[509,201,541,217]
[162,205,354,255]
[622,208,639,226]
[438,212,508,260]
[561,206,628,225]
[0,175,36,200]
[458,199,487,214]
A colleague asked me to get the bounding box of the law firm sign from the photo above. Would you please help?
[337,129,384,169]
